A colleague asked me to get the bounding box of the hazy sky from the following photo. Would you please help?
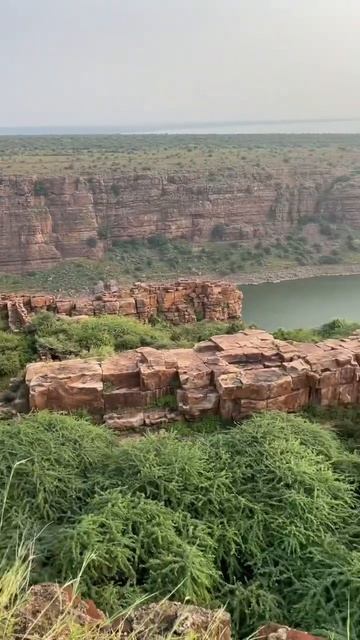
[1,0,360,127]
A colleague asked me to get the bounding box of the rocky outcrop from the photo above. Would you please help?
[0,280,242,327]
[0,170,359,272]
[25,329,360,425]
[258,625,325,640]
[14,583,231,640]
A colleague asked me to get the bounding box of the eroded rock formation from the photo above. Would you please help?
[0,280,243,328]
[25,329,360,427]
[0,171,359,272]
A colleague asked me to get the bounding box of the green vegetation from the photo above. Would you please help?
[1,229,359,294]
[28,312,244,360]
[2,132,360,175]
[0,331,33,389]
[273,318,360,342]
[1,411,360,638]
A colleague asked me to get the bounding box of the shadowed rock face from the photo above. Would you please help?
[0,171,359,272]
[25,329,360,427]
[0,280,243,328]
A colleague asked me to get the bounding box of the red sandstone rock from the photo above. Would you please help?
[14,583,105,638]
[258,623,325,639]
[104,410,145,431]
[102,352,141,388]
[1,171,360,273]
[23,329,360,421]
[26,359,103,414]
[177,387,219,419]
[0,279,242,327]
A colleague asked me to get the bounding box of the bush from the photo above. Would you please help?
[1,411,360,637]
[33,181,48,197]
[0,412,118,548]
[86,236,98,248]
[274,318,360,343]
[0,331,33,378]
[211,224,226,241]
[29,312,245,359]
[318,254,341,264]
[110,183,120,197]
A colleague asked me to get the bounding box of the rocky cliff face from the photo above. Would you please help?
[1,169,359,273]
[0,279,242,328]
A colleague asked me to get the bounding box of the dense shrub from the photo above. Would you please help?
[211,224,226,241]
[318,254,341,264]
[0,411,118,546]
[0,331,33,380]
[33,180,48,197]
[1,411,357,636]
[86,236,98,248]
[29,312,244,359]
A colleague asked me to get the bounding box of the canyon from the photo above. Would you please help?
[0,168,359,273]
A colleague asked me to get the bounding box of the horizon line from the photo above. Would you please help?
[1,116,360,133]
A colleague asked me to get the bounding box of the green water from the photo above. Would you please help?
[241,275,360,331]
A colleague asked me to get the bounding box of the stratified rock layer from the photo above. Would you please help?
[0,171,359,272]
[25,329,360,425]
[0,280,243,329]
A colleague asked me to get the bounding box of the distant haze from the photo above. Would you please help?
[2,0,360,128]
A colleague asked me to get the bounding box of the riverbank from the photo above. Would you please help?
[227,263,360,285]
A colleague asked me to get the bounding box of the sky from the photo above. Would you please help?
[1,0,360,127]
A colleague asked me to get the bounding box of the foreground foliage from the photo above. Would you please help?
[0,411,359,638]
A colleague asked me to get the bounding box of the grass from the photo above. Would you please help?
[0,410,359,638]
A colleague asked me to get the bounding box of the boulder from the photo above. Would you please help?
[26,359,103,414]
[113,601,231,640]
[258,623,325,639]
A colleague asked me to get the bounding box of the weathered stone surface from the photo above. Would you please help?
[22,328,360,420]
[102,352,141,388]
[113,601,231,640]
[26,359,103,414]
[0,279,243,327]
[177,387,219,419]
[14,583,231,640]
[216,368,292,401]
[258,624,325,639]
[14,583,105,639]
[104,411,145,431]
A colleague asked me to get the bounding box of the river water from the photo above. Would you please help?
[241,275,360,331]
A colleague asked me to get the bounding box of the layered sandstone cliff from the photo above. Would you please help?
[0,170,359,272]
[25,329,360,427]
[0,280,243,329]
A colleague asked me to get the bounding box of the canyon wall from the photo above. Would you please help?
[0,280,242,329]
[0,170,359,272]
[25,329,360,429]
